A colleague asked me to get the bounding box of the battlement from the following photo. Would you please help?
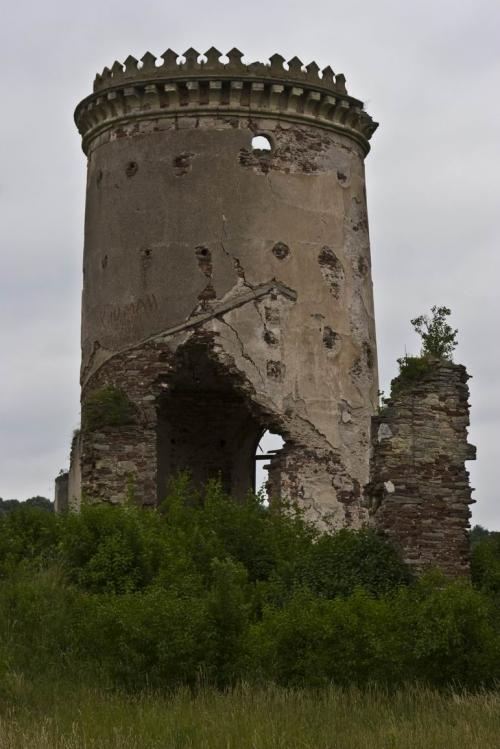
[75,47,378,155]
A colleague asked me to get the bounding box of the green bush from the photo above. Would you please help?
[298,528,412,598]
[396,354,434,385]
[0,505,60,577]
[0,480,498,691]
[60,503,162,594]
[247,575,500,687]
[79,589,211,689]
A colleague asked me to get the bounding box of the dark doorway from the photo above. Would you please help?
[156,341,262,503]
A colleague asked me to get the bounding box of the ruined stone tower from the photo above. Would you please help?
[69,47,379,526]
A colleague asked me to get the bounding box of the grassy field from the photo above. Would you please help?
[1,681,499,749]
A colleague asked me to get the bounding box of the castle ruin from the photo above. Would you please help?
[58,48,475,575]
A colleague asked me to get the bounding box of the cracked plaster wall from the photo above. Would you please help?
[77,113,378,526]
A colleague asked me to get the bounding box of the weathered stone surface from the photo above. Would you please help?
[54,471,69,513]
[366,361,476,576]
[67,50,379,529]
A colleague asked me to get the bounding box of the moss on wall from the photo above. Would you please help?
[82,386,136,431]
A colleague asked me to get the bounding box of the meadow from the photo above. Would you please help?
[1,682,500,748]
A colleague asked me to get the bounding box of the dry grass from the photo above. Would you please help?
[1,680,499,748]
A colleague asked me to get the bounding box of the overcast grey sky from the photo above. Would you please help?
[1,0,499,526]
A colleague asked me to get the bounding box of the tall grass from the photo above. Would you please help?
[1,681,499,748]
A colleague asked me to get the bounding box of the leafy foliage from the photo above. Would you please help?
[0,482,498,691]
[247,576,499,687]
[396,354,434,383]
[411,305,458,360]
[471,530,500,597]
[394,306,459,389]
[0,496,53,516]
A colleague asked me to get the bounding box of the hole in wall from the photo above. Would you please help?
[272,241,290,260]
[323,326,337,349]
[173,152,194,176]
[125,161,138,177]
[255,430,285,501]
[263,329,278,345]
[251,135,272,153]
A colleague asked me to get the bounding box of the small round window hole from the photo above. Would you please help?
[251,135,272,154]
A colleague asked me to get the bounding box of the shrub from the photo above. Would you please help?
[298,528,412,598]
[0,505,60,578]
[411,305,458,360]
[396,354,434,384]
[247,575,500,688]
[79,589,211,689]
[0,480,498,692]
[60,503,163,594]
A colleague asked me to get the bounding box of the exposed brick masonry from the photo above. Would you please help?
[367,361,476,576]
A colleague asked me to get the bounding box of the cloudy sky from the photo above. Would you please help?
[1,0,499,527]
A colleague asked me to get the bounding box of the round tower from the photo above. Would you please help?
[72,47,379,527]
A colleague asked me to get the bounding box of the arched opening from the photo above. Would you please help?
[156,341,263,503]
[251,134,272,153]
[254,429,285,500]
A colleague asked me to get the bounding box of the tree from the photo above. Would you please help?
[410,305,458,360]
[0,496,53,515]
[25,496,54,512]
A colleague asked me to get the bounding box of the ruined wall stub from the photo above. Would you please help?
[72,48,379,527]
[367,361,476,576]
[54,471,69,513]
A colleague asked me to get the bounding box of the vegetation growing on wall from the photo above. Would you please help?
[411,305,458,360]
[394,306,458,389]
[82,385,136,431]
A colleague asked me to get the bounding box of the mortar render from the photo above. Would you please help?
[70,48,379,528]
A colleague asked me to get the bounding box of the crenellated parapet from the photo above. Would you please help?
[74,47,378,155]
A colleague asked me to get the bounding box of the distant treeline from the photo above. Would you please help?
[470,524,500,546]
[0,496,53,515]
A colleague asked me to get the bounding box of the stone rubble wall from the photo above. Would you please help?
[367,360,476,576]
